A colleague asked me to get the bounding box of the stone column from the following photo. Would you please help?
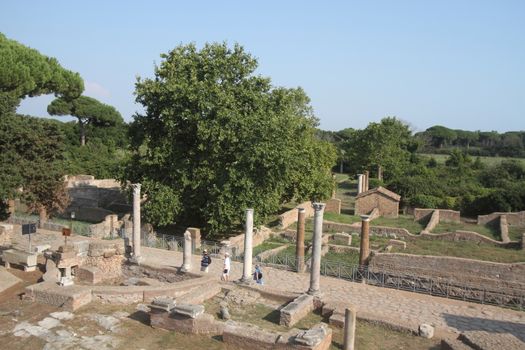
[296,208,306,272]
[364,170,370,191]
[359,215,370,266]
[357,174,363,195]
[377,165,383,181]
[131,183,144,264]
[308,202,325,296]
[343,307,357,350]
[181,230,192,272]
[241,209,254,283]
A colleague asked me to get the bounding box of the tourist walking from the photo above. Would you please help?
[253,264,264,285]
[201,249,212,273]
[221,252,231,281]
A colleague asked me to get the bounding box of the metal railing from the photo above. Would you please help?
[7,214,92,236]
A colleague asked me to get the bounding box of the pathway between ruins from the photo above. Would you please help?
[141,246,525,346]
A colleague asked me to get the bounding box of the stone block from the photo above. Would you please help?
[42,258,60,283]
[418,324,434,339]
[172,304,205,318]
[388,239,406,249]
[151,296,176,311]
[57,256,82,269]
[3,249,38,270]
[73,240,90,256]
[32,244,51,253]
[25,282,92,311]
[279,294,314,327]
[294,323,331,347]
[77,266,103,284]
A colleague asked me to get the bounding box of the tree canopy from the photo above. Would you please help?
[48,95,123,145]
[124,42,336,233]
[0,33,83,115]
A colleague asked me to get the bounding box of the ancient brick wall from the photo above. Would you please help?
[414,208,460,224]
[355,193,399,218]
[324,198,341,214]
[369,253,525,289]
[477,211,525,226]
[279,201,314,228]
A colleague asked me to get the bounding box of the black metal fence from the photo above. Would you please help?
[7,214,92,236]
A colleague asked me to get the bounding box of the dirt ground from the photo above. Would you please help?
[0,267,441,350]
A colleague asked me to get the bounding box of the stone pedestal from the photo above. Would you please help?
[296,208,306,272]
[3,249,38,272]
[241,209,254,283]
[308,203,325,296]
[181,230,192,272]
[131,184,144,264]
[343,307,356,350]
[359,215,370,266]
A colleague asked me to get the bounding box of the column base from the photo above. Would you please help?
[181,265,192,273]
[129,255,145,265]
[237,277,254,285]
[307,288,321,297]
[59,276,74,286]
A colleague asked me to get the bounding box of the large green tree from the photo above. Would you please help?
[47,96,123,146]
[0,33,83,115]
[125,42,336,233]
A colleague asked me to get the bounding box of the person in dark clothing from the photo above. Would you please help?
[201,249,212,273]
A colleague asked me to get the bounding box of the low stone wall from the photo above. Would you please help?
[477,211,525,226]
[279,201,314,229]
[368,207,380,221]
[324,198,341,215]
[414,208,460,224]
[221,226,274,254]
[256,245,289,261]
[88,214,123,238]
[280,294,314,327]
[323,221,414,238]
[150,310,223,335]
[327,245,359,254]
[419,230,516,246]
[369,253,525,289]
[423,210,439,233]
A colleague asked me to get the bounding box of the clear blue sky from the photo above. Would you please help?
[2,0,524,132]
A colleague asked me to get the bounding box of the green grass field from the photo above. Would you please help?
[418,153,525,166]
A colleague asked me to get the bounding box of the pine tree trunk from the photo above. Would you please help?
[79,119,86,146]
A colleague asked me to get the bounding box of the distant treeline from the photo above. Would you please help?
[415,125,525,157]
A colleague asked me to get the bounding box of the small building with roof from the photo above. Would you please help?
[354,186,401,218]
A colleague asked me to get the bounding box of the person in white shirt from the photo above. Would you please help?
[222,252,231,281]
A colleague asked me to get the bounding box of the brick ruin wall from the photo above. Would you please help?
[279,201,315,228]
[369,253,525,290]
[414,208,460,224]
[477,211,525,226]
[324,198,341,215]
[355,193,399,218]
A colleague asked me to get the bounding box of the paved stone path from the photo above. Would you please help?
[141,247,525,347]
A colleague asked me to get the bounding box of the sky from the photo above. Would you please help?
[1,0,524,132]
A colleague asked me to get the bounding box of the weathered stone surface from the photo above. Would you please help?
[42,258,60,283]
[172,304,205,318]
[76,266,103,284]
[37,317,61,330]
[25,282,92,311]
[388,239,406,249]
[150,310,223,334]
[294,323,330,346]
[280,294,314,327]
[49,311,74,320]
[90,314,120,332]
[151,296,176,311]
[220,305,231,320]
[0,266,22,292]
[3,249,38,270]
[418,324,434,339]
[333,233,352,245]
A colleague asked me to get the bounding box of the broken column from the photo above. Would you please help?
[308,202,325,296]
[356,174,362,195]
[359,215,370,266]
[181,230,192,272]
[131,183,144,264]
[296,208,306,272]
[343,307,357,350]
[241,208,254,283]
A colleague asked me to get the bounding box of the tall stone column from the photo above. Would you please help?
[131,183,144,264]
[296,208,306,272]
[343,307,357,350]
[241,209,254,283]
[357,174,363,194]
[308,202,325,296]
[364,170,370,191]
[181,230,192,272]
[359,215,370,266]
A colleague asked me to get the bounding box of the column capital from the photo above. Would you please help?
[298,207,305,213]
[246,208,254,214]
[312,202,325,211]
[360,215,370,222]
[132,183,141,193]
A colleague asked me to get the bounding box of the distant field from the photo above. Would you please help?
[418,153,525,166]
